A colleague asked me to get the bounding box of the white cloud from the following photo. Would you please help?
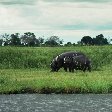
[0,0,37,5]
[32,1,112,30]
[42,0,112,3]
[0,0,112,43]
[1,1,112,30]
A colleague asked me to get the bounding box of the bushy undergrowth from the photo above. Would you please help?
[0,46,112,70]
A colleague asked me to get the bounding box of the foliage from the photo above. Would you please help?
[21,32,39,47]
[64,42,72,47]
[1,33,11,46]
[0,46,112,70]
[81,36,93,45]
[38,37,44,47]
[93,34,108,45]
[44,36,63,47]
[0,32,111,46]
[81,34,109,45]
[0,33,63,47]
[10,33,21,46]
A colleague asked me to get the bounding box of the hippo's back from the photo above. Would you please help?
[58,51,85,59]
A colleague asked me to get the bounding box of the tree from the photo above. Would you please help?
[72,43,76,46]
[93,34,109,45]
[77,41,81,45]
[107,37,112,44]
[1,33,11,46]
[81,36,93,45]
[45,36,63,47]
[110,39,112,44]
[0,39,3,46]
[21,32,39,46]
[80,34,109,46]
[10,33,21,46]
[64,42,72,47]
[38,37,44,47]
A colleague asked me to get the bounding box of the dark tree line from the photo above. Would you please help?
[0,32,111,47]
[81,34,109,45]
[63,34,111,46]
[0,32,63,47]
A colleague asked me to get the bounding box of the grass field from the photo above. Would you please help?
[0,46,112,94]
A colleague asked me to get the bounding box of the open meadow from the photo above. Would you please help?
[0,46,112,94]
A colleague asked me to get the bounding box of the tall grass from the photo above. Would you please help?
[0,46,112,70]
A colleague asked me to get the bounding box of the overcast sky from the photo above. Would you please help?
[0,0,112,43]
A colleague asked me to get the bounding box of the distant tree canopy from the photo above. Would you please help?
[81,34,109,45]
[0,32,111,47]
[0,32,63,47]
[45,36,63,47]
[81,36,93,45]
[93,34,108,45]
[64,42,72,47]
[38,37,44,47]
[21,32,40,47]
[10,33,21,46]
[2,33,11,46]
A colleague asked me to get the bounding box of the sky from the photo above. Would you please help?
[0,0,112,43]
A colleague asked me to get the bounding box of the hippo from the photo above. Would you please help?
[50,51,85,72]
[63,55,91,72]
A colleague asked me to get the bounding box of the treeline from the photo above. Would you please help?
[80,34,111,45]
[0,32,63,47]
[65,34,111,46]
[0,32,111,47]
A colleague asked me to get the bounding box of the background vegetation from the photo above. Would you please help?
[0,46,112,70]
[0,46,112,94]
[0,32,111,47]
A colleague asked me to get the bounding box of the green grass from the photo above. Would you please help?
[0,46,112,94]
[0,69,112,94]
[0,46,112,70]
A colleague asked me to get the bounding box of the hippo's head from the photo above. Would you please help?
[50,55,62,72]
[50,59,59,72]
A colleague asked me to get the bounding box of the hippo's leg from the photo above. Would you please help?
[82,66,86,72]
[68,66,74,73]
[88,66,91,72]
[56,67,60,72]
[64,67,67,72]
[71,68,74,73]
[68,67,72,72]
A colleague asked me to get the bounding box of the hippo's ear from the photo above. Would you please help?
[55,56,59,61]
